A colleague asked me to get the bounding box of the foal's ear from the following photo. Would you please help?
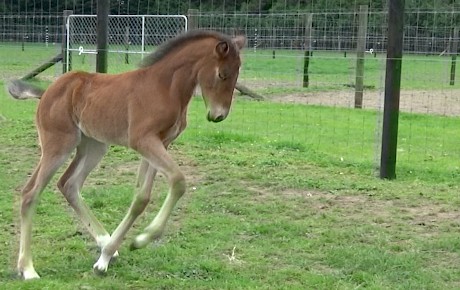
[215,41,230,58]
[232,35,246,50]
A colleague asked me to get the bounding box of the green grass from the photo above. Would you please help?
[239,49,460,92]
[1,79,460,288]
[2,42,460,92]
[1,42,460,288]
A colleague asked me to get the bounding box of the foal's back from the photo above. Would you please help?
[37,68,175,146]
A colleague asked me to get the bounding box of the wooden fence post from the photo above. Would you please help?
[62,10,73,73]
[96,0,109,73]
[450,27,459,86]
[380,0,405,179]
[354,5,368,109]
[187,9,199,30]
[303,13,313,88]
[272,24,276,59]
[125,26,130,64]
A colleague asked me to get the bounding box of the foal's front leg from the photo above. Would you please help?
[93,158,157,274]
[93,138,185,274]
[131,142,186,249]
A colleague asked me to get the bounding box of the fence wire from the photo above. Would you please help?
[1,11,459,173]
[66,15,187,72]
[67,15,187,49]
[2,11,458,53]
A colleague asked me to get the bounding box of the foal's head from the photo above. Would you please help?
[198,35,246,123]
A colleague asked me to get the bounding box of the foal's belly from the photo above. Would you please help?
[75,94,131,146]
[78,123,129,146]
[77,113,130,146]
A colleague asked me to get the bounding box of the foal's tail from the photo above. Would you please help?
[7,79,45,100]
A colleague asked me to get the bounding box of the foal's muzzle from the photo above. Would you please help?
[207,111,226,123]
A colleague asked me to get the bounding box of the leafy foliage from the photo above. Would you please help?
[2,0,458,15]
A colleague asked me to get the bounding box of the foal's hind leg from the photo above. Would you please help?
[18,135,77,280]
[136,158,151,188]
[57,136,118,256]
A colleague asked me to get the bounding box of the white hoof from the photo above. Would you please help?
[20,268,40,280]
[112,250,119,259]
[93,255,110,275]
[130,233,150,250]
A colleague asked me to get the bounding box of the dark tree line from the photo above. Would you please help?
[1,0,458,15]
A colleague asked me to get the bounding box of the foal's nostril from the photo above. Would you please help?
[214,115,225,122]
[206,112,225,123]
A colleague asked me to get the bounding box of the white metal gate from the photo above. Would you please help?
[66,15,187,72]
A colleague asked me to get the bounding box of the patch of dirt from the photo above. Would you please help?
[245,185,460,237]
[309,191,459,224]
[269,89,460,116]
[85,145,204,189]
[170,147,205,187]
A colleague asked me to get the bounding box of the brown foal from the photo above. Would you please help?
[8,30,245,279]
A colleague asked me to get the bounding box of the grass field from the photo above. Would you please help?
[3,42,460,91]
[0,43,460,289]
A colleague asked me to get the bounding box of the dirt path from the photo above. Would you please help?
[267,89,460,116]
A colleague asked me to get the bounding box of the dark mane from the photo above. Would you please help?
[140,30,234,68]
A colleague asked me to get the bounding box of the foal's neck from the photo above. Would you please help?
[146,39,215,107]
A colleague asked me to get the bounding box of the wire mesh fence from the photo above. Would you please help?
[0,14,63,44]
[67,14,187,72]
[1,11,458,58]
[193,11,459,54]
[1,10,459,175]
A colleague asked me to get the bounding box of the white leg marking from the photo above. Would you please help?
[93,253,111,274]
[96,235,119,258]
[22,268,40,280]
[19,259,40,280]
[131,233,150,249]
[131,184,183,249]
